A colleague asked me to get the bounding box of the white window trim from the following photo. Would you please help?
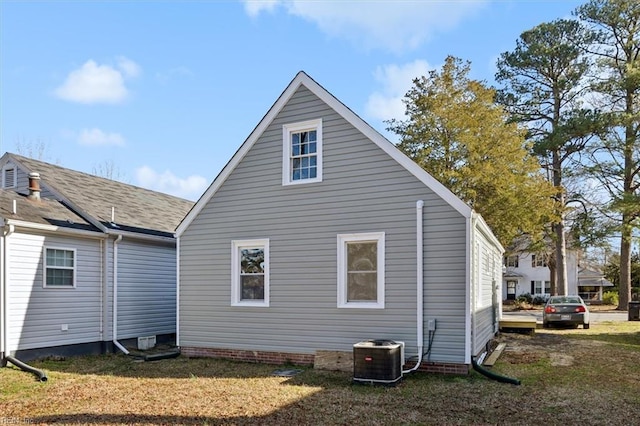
[231,239,270,307]
[2,164,17,188]
[337,232,385,309]
[282,118,323,186]
[43,246,77,288]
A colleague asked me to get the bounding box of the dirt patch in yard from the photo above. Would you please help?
[494,327,610,367]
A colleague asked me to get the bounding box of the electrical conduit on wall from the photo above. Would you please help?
[403,200,424,374]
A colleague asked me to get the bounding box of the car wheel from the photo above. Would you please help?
[584,323,590,329]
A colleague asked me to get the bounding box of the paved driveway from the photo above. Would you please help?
[502,310,628,323]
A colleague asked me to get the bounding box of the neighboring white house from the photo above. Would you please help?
[1,153,193,362]
[176,71,504,375]
[503,251,613,302]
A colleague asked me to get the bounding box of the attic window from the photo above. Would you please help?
[2,165,16,188]
[282,119,323,186]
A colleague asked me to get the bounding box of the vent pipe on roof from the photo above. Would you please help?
[27,172,41,201]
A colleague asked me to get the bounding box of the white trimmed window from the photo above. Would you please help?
[504,255,519,268]
[43,247,76,288]
[337,232,385,309]
[2,164,16,188]
[532,280,551,296]
[532,254,547,268]
[282,119,322,185]
[231,239,269,307]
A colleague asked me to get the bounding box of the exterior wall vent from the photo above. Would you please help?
[353,340,403,385]
[137,335,157,351]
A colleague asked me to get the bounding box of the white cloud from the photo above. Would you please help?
[135,165,208,200]
[116,56,141,78]
[240,0,488,53]
[77,128,126,147]
[243,0,280,17]
[54,58,141,104]
[365,60,433,123]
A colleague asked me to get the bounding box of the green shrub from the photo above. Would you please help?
[517,293,533,304]
[532,295,548,305]
[603,291,618,306]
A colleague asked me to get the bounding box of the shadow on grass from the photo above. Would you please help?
[30,353,405,390]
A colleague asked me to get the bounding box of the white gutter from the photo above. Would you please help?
[404,200,424,374]
[1,223,14,359]
[106,229,176,243]
[112,234,129,354]
[4,219,105,239]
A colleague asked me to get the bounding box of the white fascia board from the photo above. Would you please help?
[176,71,472,237]
[298,73,473,219]
[472,211,504,253]
[176,72,308,236]
[5,219,107,239]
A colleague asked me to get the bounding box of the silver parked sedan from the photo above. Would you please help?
[543,296,590,329]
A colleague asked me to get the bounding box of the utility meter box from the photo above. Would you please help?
[353,339,402,385]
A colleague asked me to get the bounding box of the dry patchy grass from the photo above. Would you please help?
[1,322,639,425]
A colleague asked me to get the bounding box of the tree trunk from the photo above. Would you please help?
[618,228,632,310]
[548,254,557,296]
[552,150,568,295]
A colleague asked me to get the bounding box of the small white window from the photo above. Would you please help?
[532,254,547,268]
[43,247,76,288]
[504,255,519,268]
[231,239,269,307]
[337,232,385,309]
[282,119,322,185]
[2,165,16,188]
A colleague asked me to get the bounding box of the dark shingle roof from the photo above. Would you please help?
[7,153,194,234]
[0,189,97,232]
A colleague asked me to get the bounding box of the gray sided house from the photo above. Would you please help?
[176,72,504,374]
[0,153,194,362]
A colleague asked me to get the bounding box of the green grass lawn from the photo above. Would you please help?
[1,322,639,425]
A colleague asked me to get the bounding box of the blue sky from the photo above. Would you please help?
[1,0,584,201]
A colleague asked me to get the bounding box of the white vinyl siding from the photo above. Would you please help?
[116,239,177,339]
[231,239,270,307]
[337,232,385,309]
[6,231,102,352]
[282,119,322,185]
[180,85,470,364]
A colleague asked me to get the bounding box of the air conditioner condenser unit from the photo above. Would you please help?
[353,339,403,385]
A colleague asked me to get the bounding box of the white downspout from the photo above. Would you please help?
[176,236,180,348]
[112,235,128,354]
[1,224,14,360]
[404,200,424,374]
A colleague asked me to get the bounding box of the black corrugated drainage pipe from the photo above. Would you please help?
[471,357,520,385]
[5,356,48,382]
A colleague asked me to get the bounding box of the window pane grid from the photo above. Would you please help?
[291,130,317,181]
[45,248,75,287]
[239,247,265,301]
[346,241,377,302]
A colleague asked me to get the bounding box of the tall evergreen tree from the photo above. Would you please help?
[495,19,596,295]
[575,0,640,310]
[388,56,555,246]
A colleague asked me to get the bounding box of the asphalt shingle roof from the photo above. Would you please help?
[6,153,194,234]
[0,189,96,231]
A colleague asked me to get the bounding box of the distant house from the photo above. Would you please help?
[503,251,613,302]
[0,153,193,361]
[176,71,504,374]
